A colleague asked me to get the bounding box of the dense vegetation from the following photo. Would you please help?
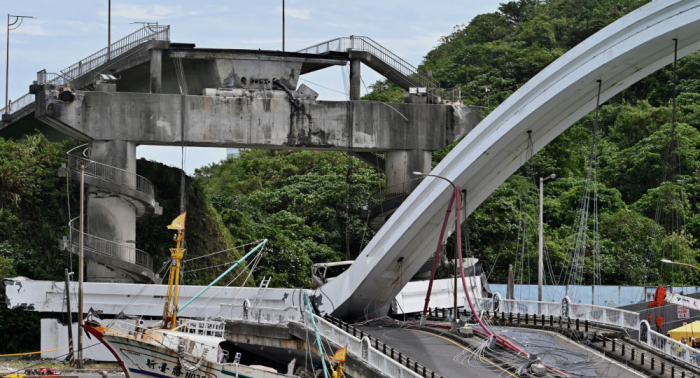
[196,150,383,288]
[2,0,700,351]
[411,0,700,288]
[0,137,243,352]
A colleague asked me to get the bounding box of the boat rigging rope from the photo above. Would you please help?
[190,247,266,320]
[344,153,354,260]
[183,239,263,262]
[642,38,687,293]
[559,80,602,297]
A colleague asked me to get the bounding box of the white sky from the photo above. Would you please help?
[3,0,504,173]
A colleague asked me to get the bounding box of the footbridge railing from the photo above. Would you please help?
[2,25,170,116]
[475,295,640,331]
[640,321,700,368]
[298,36,462,103]
[59,24,169,81]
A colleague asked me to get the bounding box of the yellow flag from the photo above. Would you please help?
[331,345,347,362]
[167,212,187,231]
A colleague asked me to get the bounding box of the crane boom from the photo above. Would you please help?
[650,286,700,311]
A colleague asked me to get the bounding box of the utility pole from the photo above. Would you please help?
[282,0,285,52]
[538,174,555,302]
[108,0,111,59]
[77,164,85,369]
[5,14,35,116]
[64,269,75,366]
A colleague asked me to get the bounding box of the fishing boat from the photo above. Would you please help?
[84,212,293,378]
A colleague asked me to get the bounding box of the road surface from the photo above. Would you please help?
[359,324,645,378]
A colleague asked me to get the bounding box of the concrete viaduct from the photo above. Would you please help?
[1,29,479,283]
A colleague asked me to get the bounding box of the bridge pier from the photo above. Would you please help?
[350,58,361,100]
[85,139,139,283]
[386,150,430,195]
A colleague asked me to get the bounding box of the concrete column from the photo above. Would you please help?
[349,58,361,100]
[149,48,163,94]
[85,139,138,283]
[385,150,431,195]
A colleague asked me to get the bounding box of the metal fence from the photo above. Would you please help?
[569,302,639,330]
[66,146,155,197]
[0,93,34,116]
[298,36,438,90]
[293,312,425,378]
[67,216,153,270]
[642,322,700,368]
[36,70,73,86]
[476,296,639,330]
[436,87,462,103]
[498,299,564,318]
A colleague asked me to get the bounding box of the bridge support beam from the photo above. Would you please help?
[85,139,139,283]
[350,58,361,100]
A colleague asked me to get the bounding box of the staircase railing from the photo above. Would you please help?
[60,24,170,81]
[66,145,155,197]
[1,25,170,116]
[66,216,153,271]
[297,36,439,90]
[1,93,34,116]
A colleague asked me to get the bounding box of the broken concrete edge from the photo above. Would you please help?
[2,277,35,310]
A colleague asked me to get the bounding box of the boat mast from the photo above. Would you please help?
[164,212,187,330]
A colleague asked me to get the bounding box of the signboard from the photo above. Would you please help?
[678,306,690,319]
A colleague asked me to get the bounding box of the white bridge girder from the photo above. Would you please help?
[319,0,700,318]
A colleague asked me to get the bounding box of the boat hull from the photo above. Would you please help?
[84,326,282,378]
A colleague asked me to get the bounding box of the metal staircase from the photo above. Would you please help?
[59,145,162,283]
[297,36,461,102]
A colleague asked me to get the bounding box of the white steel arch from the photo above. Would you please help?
[318,0,700,318]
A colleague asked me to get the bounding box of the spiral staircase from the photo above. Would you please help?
[59,145,162,283]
